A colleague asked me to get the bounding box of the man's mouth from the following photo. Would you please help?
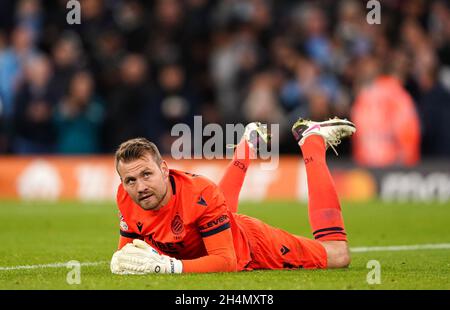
[139,194,153,202]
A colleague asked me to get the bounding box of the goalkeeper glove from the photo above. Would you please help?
[110,239,183,274]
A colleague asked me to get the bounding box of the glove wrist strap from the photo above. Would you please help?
[170,258,183,274]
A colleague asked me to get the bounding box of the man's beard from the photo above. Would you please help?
[138,183,168,211]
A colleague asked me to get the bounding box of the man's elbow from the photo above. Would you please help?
[334,252,351,268]
[323,241,351,269]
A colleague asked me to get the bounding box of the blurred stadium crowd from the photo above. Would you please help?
[0,0,449,166]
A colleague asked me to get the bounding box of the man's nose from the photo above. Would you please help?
[136,179,147,193]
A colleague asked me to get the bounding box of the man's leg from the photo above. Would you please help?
[218,122,269,213]
[218,139,251,213]
[292,117,356,268]
[234,117,354,270]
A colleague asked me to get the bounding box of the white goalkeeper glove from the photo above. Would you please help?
[110,239,183,275]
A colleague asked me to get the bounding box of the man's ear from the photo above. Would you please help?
[160,160,169,179]
[116,162,123,183]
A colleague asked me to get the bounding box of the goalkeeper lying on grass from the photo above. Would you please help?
[110,117,356,274]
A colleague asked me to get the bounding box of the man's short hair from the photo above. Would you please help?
[115,138,162,168]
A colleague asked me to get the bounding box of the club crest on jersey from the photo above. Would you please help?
[171,214,184,235]
[120,220,128,231]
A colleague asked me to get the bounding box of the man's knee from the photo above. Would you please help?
[321,241,351,268]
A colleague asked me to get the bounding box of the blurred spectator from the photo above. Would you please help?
[294,3,333,69]
[414,48,450,157]
[15,0,43,41]
[351,55,421,167]
[243,71,284,124]
[148,0,187,67]
[0,25,36,120]
[281,58,343,120]
[50,32,84,100]
[113,0,149,52]
[429,0,450,90]
[210,25,261,124]
[77,0,115,54]
[155,63,199,154]
[210,0,269,124]
[91,29,125,94]
[12,54,56,154]
[104,54,155,151]
[418,75,450,157]
[54,71,104,154]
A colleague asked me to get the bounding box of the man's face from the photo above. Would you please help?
[117,155,169,211]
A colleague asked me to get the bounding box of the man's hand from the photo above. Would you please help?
[110,239,183,275]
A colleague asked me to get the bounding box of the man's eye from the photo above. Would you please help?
[127,180,135,185]
[144,172,151,177]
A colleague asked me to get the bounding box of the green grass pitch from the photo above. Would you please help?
[0,200,449,290]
